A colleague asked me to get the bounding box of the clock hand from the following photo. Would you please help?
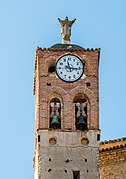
[67,61,72,72]
[66,61,72,72]
[67,60,70,67]
[70,67,80,70]
[67,67,82,70]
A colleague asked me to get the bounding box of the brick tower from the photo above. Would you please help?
[33,17,100,179]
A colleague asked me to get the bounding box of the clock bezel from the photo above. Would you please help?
[55,54,84,83]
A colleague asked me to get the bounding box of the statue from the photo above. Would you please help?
[58,16,76,44]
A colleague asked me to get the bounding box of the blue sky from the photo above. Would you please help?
[0,0,126,179]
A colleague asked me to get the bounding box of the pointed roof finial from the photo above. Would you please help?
[58,17,76,44]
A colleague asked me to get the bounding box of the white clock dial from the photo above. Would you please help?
[56,54,84,82]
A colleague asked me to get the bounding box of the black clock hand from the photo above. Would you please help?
[66,66,81,70]
[66,60,72,72]
[70,67,81,70]
[67,61,72,72]
[67,60,70,67]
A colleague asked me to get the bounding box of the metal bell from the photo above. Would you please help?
[76,115,87,131]
[51,115,60,129]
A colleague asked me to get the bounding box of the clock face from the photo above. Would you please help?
[56,54,84,82]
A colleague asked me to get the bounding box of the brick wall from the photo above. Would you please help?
[33,47,100,131]
[99,138,126,179]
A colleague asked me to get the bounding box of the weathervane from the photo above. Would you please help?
[58,16,76,44]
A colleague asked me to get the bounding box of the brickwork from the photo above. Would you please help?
[99,138,126,179]
[34,47,100,131]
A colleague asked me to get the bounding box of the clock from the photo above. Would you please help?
[56,54,84,82]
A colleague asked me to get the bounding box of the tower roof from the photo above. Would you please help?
[50,43,83,49]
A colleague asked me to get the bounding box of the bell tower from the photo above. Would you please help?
[33,17,100,179]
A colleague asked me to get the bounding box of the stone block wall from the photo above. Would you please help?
[34,130,100,179]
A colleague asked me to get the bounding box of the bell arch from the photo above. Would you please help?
[49,97,61,129]
[70,86,98,129]
[48,86,69,101]
[73,93,88,131]
[47,86,70,129]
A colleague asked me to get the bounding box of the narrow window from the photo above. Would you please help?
[49,98,61,129]
[38,135,40,142]
[97,134,100,141]
[73,171,80,179]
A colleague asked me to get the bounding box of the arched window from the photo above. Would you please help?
[49,98,61,129]
[73,94,88,131]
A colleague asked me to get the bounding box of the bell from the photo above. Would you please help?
[76,115,87,131]
[51,115,60,129]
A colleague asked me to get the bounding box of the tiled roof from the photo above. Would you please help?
[100,137,126,152]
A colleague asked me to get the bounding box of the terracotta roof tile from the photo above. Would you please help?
[100,137,126,152]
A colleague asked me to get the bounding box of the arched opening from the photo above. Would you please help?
[48,60,56,74]
[49,98,61,129]
[73,93,88,131]
[48,65,55,73]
